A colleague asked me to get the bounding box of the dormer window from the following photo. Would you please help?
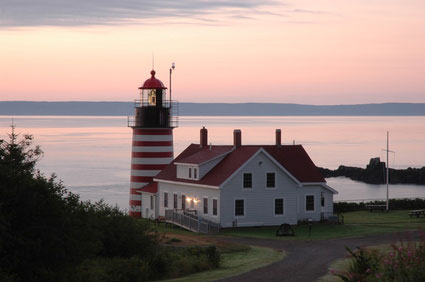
[186,166,198,180]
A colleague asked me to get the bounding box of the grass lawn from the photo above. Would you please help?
[219,210,425,240]
[162,246,284,282]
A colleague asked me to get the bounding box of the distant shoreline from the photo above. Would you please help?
[0,101,425,116]
[319,157,425,185]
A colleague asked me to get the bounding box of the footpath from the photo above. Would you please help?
[217,230,422,282]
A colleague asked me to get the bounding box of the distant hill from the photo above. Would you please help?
[0,101,424,116]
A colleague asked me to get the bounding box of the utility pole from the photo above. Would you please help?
[169,62,175,105]
[386,131,389,212]
[383,131,395,212]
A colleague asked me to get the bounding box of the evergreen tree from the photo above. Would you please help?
[0,126,157,282]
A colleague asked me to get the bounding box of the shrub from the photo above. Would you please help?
[334,198,425,213]
[72,256,150,282]
[0,130,157,281]
[0,128,221,282]
[333,233,425,282]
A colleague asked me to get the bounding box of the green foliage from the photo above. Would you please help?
[159,246,221,279]
[335,198,425,213]
[333,234,425,282]
[167,238,183,243]
[0,128,221,282]
[0,127,43,176]
[71,256,150,282]
[333,247,380,282]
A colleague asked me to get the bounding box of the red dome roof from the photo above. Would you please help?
[139,70,167,90]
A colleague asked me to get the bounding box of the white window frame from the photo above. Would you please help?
[305,194,315,213]
[181,194,186,210]
[173,193,178,209]
[273,197,285,216]
[203,197,208,215]
[242,173,253,189]
[265,171,277,189]
[234,198,245,218]
[212,198,218,217]
[187,166,199,180]
[164,191,168,208]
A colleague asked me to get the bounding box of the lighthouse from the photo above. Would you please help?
[128,69,177,218]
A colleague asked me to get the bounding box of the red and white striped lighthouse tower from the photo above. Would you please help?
[128,69,177,217]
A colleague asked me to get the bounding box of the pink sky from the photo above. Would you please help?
[1,0,424,104]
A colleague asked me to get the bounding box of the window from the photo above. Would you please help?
[182,195,186,210]
[235,199,244,216]
[275,198,284,215]
[203,198,208,214]
[306,195,315,211]
[266,172,276,188]
[213,199,218,216]
[243,173,252,188]
[173,194,178,209]
[194,168,198,179]
[148,89,156,106]
[150,195,154,210]
[164,192,168,208]
[321,194,325,207]
[189,168,192,178]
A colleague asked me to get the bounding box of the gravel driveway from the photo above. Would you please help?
[217,230,423,282]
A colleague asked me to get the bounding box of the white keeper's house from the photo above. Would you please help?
[139,127,338,227]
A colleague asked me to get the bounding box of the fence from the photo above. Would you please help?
[164,209,220,234]
[321,212,344,224]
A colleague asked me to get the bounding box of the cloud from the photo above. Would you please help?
[290,9,330,15]
[0,0,278,27]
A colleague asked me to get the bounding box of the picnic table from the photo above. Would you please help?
[409,210,425,218]
[365,205,386,212]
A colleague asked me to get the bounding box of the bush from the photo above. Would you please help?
[333,233,425,282]
[334,198,425,213]
[0,130,157,281]
[0,128,221,282]
[72,256,150,282]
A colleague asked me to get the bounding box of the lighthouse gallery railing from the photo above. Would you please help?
[127,100,179,128]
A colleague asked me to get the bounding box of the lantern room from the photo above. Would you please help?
[139,70,168,108]
[129,69,177,129]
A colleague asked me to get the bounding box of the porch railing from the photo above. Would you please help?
[164,209,220,234]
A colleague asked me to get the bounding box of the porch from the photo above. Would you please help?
[164,209,220,234]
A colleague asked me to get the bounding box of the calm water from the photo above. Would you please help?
[1,116,425,209]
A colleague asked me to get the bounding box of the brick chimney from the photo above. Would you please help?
[200,127,208,147]
[276,129,281,147]
[233,129,241,147]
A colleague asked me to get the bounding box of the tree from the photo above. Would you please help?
[0,127,158,282]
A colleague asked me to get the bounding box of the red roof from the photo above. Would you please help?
[139,182,158,194]
[155,144,325,186]
[177,146,233,164]
[139,70,167,90]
